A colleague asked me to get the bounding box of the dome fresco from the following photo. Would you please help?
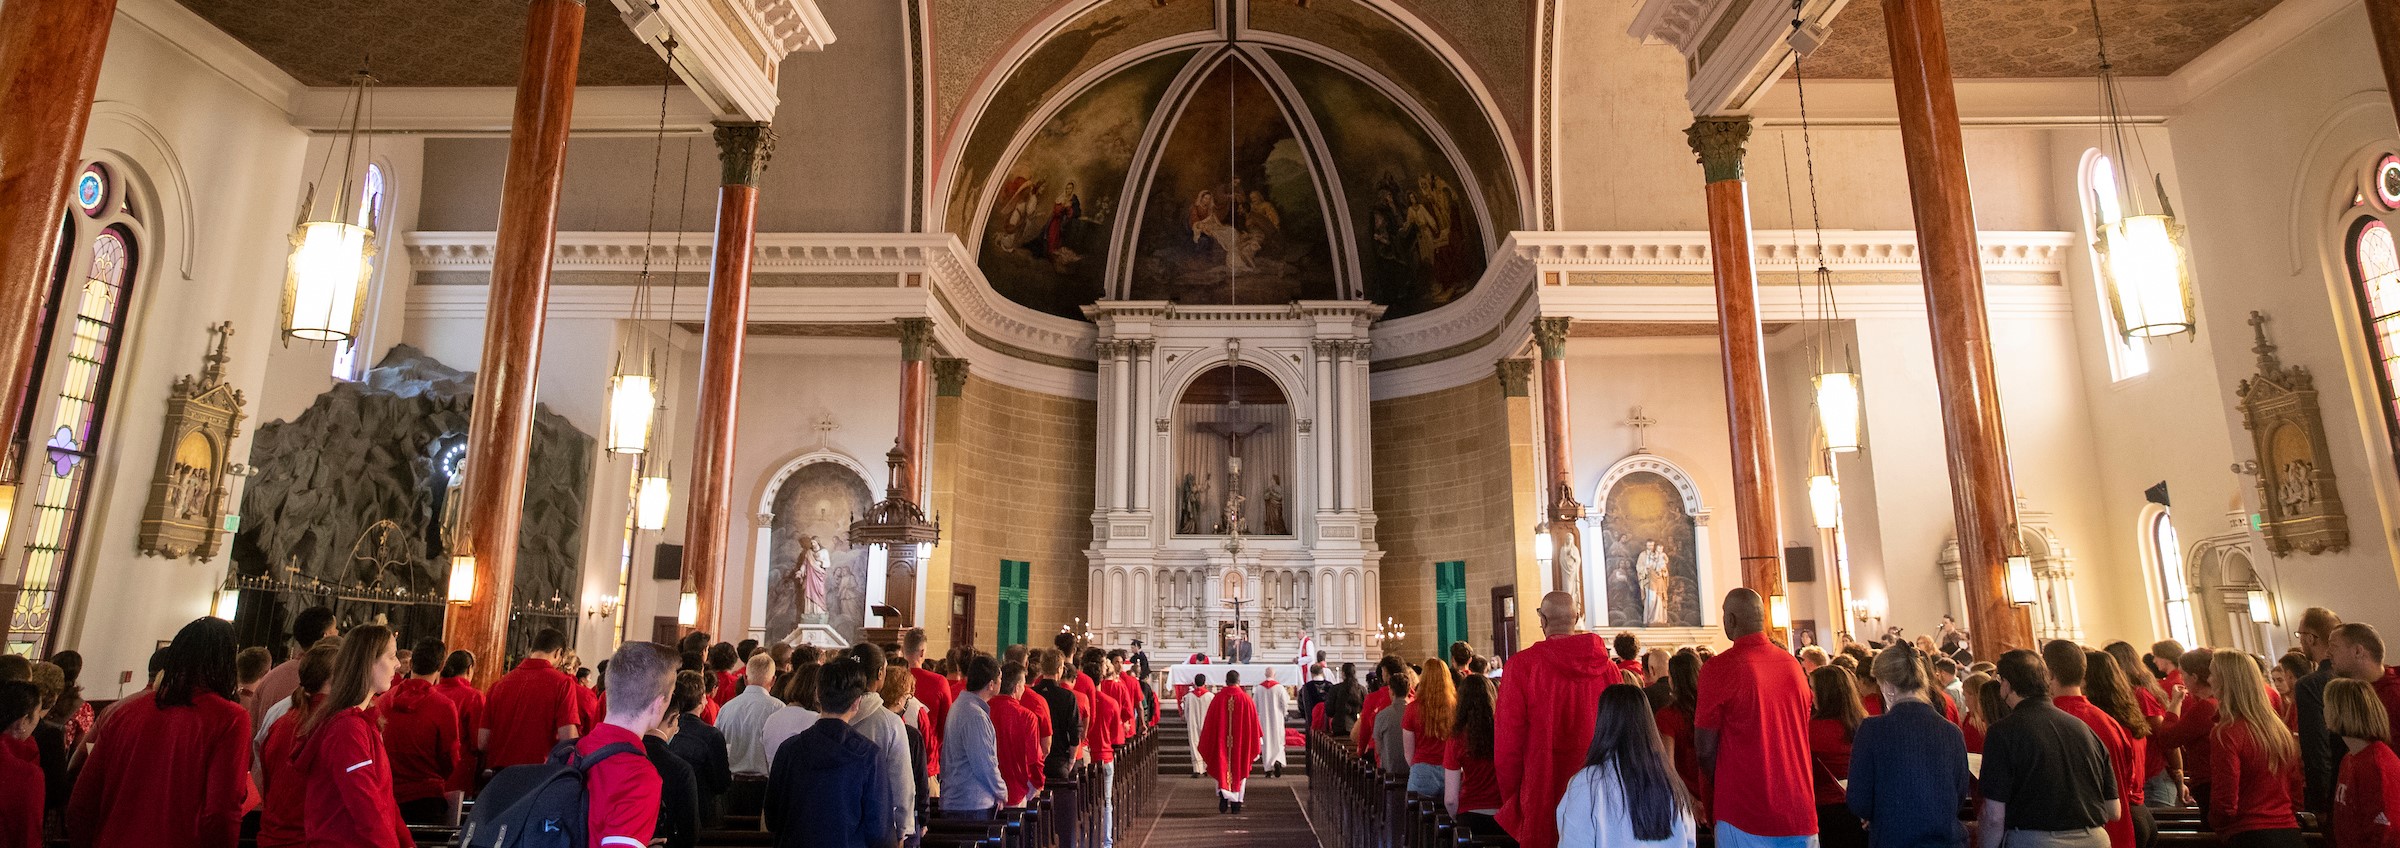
[967,40,1510,321]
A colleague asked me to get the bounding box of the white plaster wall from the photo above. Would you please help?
[1561,338,1744,623]
[42,14,310,693]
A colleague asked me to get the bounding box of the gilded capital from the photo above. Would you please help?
[896,318,936,362]
[933,357,970,397]
[1685,117,1752,184]
[1533,317,1572,360]
[714,123,777,187]
[1495,359,1534,397]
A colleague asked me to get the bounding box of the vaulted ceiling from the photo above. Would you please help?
[171,0,674,87]
[1801,0,2284,79]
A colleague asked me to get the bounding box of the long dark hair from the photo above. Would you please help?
[156,617,240,707]
[1667,649,1700,714]
[2084,649,2153,740]
[1452,675,1497,760]
[1580,684,1691,841]
[304,625,391,737]
[1809,666,1866,738]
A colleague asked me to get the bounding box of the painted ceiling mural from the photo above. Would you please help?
[977,51,1196,318]
[1126,59,1338,306]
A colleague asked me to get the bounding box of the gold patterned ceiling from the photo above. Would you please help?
[171,0,674,87]
[1800,0,2284,79]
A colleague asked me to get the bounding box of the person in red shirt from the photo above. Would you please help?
[0,681,48,848]
[2329,677,2400,848]
[904,629,949,778]
[707,643,744,707]
[2084,650,2159,839]
[381,637,460,825]
[259,643,340,848]
[2044,641,2140,848]
[1654,650,1712,823]
[2334,623,2400,743]
[577,641,677,848]
[1354,655,1406,761]
[434,650,486,803]
[292,625,412,848]
[1612,632,1646,683]
[250,607,337,734]
[566,657,603,734]
[1696,589,1817,846]
[1494,591,1615,848]
[2208,650,2303,845]
[990,663,1045,806]
[1444,676,1504,834]
[480,628,583,773]
[2159,648,2223,816]
[1104,658,1142,742]
[68,617,253,848]
[1402,658,1457,797]
[1805,666,1864,846]
[1200,669,1262,813]
[2152,640,2188,692]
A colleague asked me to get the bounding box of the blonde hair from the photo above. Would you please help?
[2211,650,2297,772]
[2326,678,2392,744]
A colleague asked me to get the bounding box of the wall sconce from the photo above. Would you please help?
[1533,526,1554,567]
[446,553,476,605]
[677,591,698,627]
[213,584,241,621]
[2247,589,2273,623]
[2005,555,2037,606]
[587,594,622,620]
[1770,594,1792,630]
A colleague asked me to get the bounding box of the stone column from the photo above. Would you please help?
[1093,340,1119,518]
[1532,317,1587,604]
[1497,359,1544,654]
[681,122,774,639]
[1131,341,1155,513]
[922,357,969,646]
[1883,0,2033,658]
[1111,340,1134,510]
[1686,117,1788,609]
[448,0,585,685]
[1345,341,1374,508]
[1312,340,1338,514]
[0,0,116,455]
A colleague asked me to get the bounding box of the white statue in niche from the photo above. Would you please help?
[1638,541,1670,625]
[797,534,830,615]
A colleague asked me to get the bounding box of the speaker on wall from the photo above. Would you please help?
[653,543,684,581]
[1784,546,1817,583]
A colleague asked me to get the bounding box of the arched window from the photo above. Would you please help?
[2147,508,2194,647]
[331,163,389,381]
[2352,215,2400,464]
[7,163,141,653]
[2082,152,2149,379]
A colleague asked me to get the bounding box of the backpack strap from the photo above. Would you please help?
[570,741,643,773]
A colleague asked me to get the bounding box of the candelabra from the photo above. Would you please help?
[1374,617,1407,656]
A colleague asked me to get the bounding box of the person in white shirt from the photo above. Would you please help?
[1555,684,1697,847]
[759,662,822,776]
[717,652,782,819]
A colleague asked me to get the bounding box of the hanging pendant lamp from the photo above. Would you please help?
[1815,370,1861,453]
[2087,0,2196,339]
[1808,473,1841,530]
[605,363,657,455]
[282,68,379,343]
[1790,38,1866,453]
[636,460,674,531]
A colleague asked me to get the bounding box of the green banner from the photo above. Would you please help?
[1000,560,1030,648]
[1436,560,1468,651]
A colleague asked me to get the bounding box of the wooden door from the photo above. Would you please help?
[1491,586,1519,660]
[950,583,977,652]
[652,616,681,646]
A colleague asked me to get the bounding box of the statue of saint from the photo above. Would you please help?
[1262,475,1288,535]
[1178,473,1203,535]
[1638,541,1671,625]
[796,534,829,615]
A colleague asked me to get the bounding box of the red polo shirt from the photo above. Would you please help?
[1083,684,1123,763]
[576,723,660,848]
[1356,688,1394,758]
[1696,632,1815,838]
[991,694,1045,806]
[2373,667,2400,743]
[2056,694,2140,848]
[483,657,582,769]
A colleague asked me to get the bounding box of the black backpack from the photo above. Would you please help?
[460,740,643,848]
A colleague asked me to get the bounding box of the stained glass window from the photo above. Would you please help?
[2352,219,2400,471]
[9,218,136,654]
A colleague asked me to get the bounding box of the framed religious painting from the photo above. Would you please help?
[138,323,247,560]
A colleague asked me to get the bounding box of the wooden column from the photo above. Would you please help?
[2370,0,2400,134]
[890,317,935,626]
[0,0,117,457]
[1531,317,1587,606]
[683,123,775,639]
[1687,117,1788,608]
[449,0,584,685]
[1883,0,2033,658]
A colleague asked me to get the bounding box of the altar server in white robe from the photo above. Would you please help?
[1181,673,1215,777]
[1255,667,1293,777]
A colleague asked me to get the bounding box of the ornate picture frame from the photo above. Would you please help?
[2236,312,2349,556]
[139,322,247,560]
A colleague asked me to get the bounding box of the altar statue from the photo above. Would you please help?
[1637,540,1670,625]
[1262,475,1288,535]
[796,534,829,614]
[1178,473,1204,535]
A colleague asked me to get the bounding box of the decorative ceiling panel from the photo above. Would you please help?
[932,0,1216,142]
[172,0,675,87]
[1799,0,2283,79]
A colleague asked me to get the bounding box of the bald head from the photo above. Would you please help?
[1538,591,1579,636]
[1722,588,1766,639]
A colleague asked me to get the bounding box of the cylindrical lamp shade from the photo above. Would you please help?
[2005,555,2037,606]
[678,591,699,627]
[1770,595,1792,630]
[446,554,476,604]
[283,221,377,342]
[2096,213,2196,338]
[1532,527,1554,562]
[635,474,672,531]
[1815,372,1862,452]
[214,587,241,621]
[1808,475,1841,529]
[2247,589,2273,623]
[605,373,656,455]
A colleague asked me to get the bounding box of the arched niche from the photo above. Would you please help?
[1589,455,1711,629]
[1169,364,1296,537]
[754,452,876,644]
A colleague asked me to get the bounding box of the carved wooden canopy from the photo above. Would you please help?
[140,323,247,561]
[2236,312,2348,556]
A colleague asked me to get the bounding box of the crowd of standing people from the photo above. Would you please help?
[0,613,1161,848]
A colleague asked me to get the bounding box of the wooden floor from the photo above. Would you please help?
[1124,771,1323,847]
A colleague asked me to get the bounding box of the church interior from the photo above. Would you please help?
[3,0,2397,737]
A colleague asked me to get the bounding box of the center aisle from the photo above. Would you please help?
[1122,772,1322,848]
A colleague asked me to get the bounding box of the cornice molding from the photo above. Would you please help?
[611,0,834,122]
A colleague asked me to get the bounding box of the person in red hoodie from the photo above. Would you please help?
[990,662,1045,806]
[2045,640,2140,848]
[1200,669,1262,814]
[480,628,582,773]
[291,625,412,848]
[1494,591,1618,848]
[0,681,47,848]
[2334,623,2400,743]
[2329,677,2400,848]
[381,638,460,825]
[433,650,485,804]
[1695,589,1817,848]
[904,629,949,778]
[2208,650,2303,847]
[2158,648,2223,817]
[69,617,253,848]
[258,643,340,848]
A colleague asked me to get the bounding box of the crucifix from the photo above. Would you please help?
[1624,406,1658,454]
[1198,420,1267,534]
[811,413,839,449]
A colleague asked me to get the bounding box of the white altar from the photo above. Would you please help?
[1084,302,1386,667]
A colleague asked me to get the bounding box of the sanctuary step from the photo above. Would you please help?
[1157,696,1303,777]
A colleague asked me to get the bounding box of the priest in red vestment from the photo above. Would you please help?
[1495,591,1616,848]
[1201,670,1264,814]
